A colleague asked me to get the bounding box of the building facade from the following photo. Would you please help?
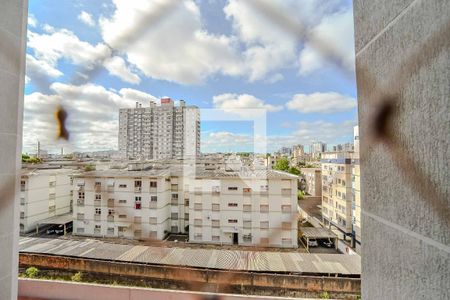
[20,168,73,233]
[351,126,361,249]
[301,168,322,197]
[72,168,298,248]
[310,142,327,159]
[119,98,200,160]
[320,152,353,236]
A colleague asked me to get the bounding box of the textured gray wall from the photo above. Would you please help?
[353,0,450,299]
[0,1,27,299]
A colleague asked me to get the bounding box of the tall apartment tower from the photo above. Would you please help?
[310,141,326,159]
[119,98,200,160]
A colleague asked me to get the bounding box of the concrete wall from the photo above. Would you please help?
[19,253,361,296]
[353,0,450,299]
[0,0,28,299]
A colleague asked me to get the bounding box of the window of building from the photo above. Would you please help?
[212,203,220,211]
[150,196,157,202]
[260,204,269,212]
[119,184,127,188]
[228,219,238,223]
[243,204,251,212]
[211,220,220,227]
[95,208,101,215]
[260,221,269,229]
[184,213,189,220]
[149,217,157,224]
[228,187,238,191]
[95,194,101,200]
[118,199,126,204]
[243,187,252,193]
[212,235,220,242]
[243,234,252,243]
[119,214,126,219]
[171,213,178,220]
[228,203,238,207]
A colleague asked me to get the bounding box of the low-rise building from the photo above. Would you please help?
[20,167,73,233]
[352,126,361,250]
[301,168,322,197]
[72,167,298,248]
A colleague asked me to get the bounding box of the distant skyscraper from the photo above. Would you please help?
[119,98,200,160]
[310,141,326,159]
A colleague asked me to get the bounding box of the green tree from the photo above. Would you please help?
[288,166,301,175]
[274,157,290,171]
[25,267,39,278]
[84,164,96,171]
[297,190,305,200]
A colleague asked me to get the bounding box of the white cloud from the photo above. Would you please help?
[118,88,158,103]
[28,15,38,28]
[286,92,356,113]
[202,131,254,153]
[212,93,283,116]
[299,9,355,75]
[26,54,63,80]
[99,0,242,85]
[23,83,158,153]
[78,11,96,27]
[42,24,55,33]
[104,56,141,84]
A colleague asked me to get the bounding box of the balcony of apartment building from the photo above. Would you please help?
[149,196,158,209]
[149,181,157,192]
[94,182,102,193]
[94,196,102,207]
[107,198,114,208]
[171,194,178,206]
[134,180,142,193]
[107,213,114,223]
[171,184,178,192]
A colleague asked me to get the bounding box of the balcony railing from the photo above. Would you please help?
[135,186,142,193]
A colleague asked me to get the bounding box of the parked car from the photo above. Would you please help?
[46,226,56,235]
[319,239,334,248]
[307,239,318,247]
[54,225,65,235]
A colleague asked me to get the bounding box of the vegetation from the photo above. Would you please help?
[25,267,39,278]
[320,291,330,299]
[273,157,301,176]
[297,190,305,200]
[22,154,42,164]
[84,164,96,171]
[71,271,83,282]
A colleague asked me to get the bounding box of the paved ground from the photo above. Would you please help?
[19,237,361,275]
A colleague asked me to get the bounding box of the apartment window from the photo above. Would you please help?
[77,213,84,220]
[171,213,178,220]
[260,221,269,229]
[95,194,101,200]
[135,196,142,209]
[78,191,85,199]
[212,186,220,193]
[95,181,101,186]
[243,221,251,229]
[20,212,25,219]
[228,187,238,191]
[49,181,56,187]
[172,193,178,199]
[149,217,157,224]
[260,185,269,192]
[119,214,126,219]
[260,204,269,212]
[119,184,127,188]
[212,235,220,242]
[212,203,220,211]
[282,222,291,230]
[243,187,252,193]
[228,219,238,224]
[211,220,220,228]
[184,213,189,220]
[118,199,126,204]
[20,197,25,205]
[20,180,26,191]
[243,234,252,243]
[194,203,202,210]
[107,227,114,235]
[149,181,157,188]
[228,203,238,207]
[194,219,202,227]
[150,196,157,202]
[95,208,101,215]
[243,204,251,212]
[281,205,291,213]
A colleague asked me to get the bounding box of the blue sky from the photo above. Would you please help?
[24,0,357,154]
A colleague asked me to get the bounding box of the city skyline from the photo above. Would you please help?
[23,0,357,155]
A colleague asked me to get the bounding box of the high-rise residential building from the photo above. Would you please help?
[320,151,353,238]
[310,142,327,159]
[351,126,361,250]
[72,167,298,248]
[119,98,200,160]
[333,143,354,152]
[292,144,305,165]
[20,168,74,233]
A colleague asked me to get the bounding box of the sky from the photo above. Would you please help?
[24,0,358,154]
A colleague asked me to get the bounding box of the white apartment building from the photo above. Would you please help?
[72,167,299,248]
[188,170,299,248]
[321,152,354,236]
[301,168,322,197]
[310,142,327,159]
[20,168,73,233]
[352,126,361,248]
[119,98,200,160]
